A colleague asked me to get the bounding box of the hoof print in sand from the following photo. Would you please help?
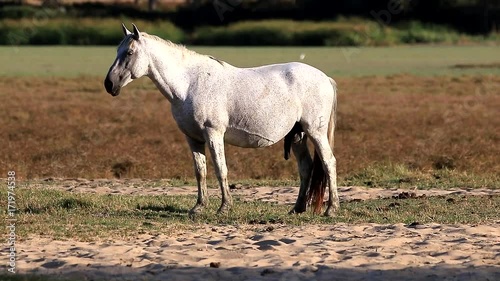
[41,260,66,269]
[254,240,282,250]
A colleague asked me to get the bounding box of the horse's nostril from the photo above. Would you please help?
[104,78,113,93]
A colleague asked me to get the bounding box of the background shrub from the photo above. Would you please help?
[190,19,483,46]
[0,18,185,45]
[0,16,492,46]
[396,21,461,44]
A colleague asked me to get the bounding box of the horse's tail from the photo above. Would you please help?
[307,77,337,214]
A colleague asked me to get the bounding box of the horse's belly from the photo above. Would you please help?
[224,102,299,148]
[224,124,290,148]
[224,128,276,148]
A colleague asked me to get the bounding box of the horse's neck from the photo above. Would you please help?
[146,43,212,103]
[146,47,187,103]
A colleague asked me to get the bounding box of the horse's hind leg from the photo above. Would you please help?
[289,133,313,214]
[204,129,233,214]
[308,134,339,217]
[186,137,208,216]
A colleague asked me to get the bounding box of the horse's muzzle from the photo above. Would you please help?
[104,76,120,96]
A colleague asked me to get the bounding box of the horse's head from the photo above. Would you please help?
[104,23,149,96]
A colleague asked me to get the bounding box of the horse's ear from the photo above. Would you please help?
[122,23,132,37]
[132,23,141,40]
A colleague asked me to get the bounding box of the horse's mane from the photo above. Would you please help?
[142,33,225,65]
[142,33,196,54]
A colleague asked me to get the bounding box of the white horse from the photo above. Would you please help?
[104,24,339,216]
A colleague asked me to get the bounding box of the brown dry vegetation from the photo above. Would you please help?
[0,75,498,183]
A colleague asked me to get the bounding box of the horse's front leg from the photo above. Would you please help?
[186,137,208,216]
[204,129,233,214]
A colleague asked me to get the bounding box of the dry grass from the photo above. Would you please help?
[0,75,499,185]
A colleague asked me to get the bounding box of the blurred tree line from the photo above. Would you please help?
[181,0,498,34]
[1,0,498,34]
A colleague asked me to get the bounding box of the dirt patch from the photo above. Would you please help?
[13,180,500,280]
[17,223,500,281]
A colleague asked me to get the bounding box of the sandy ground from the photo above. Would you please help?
[16,179,500,280]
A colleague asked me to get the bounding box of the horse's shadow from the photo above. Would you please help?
[133,204,191,220]
[138,204,188,214]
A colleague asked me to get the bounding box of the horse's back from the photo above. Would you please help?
[245,61,335,126]
[229,61,332,101]
[216,62,334,148]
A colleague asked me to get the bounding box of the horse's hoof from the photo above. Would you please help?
[216,204,231,215]
[289,206,306,214]
[323,206,339,217]
[189,204,205,217]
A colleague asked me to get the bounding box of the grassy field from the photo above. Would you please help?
[0,46,500,77]
[0,45,499,187]
[0,45,499,281]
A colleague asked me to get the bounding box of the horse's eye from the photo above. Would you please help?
[127,50,134,56]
